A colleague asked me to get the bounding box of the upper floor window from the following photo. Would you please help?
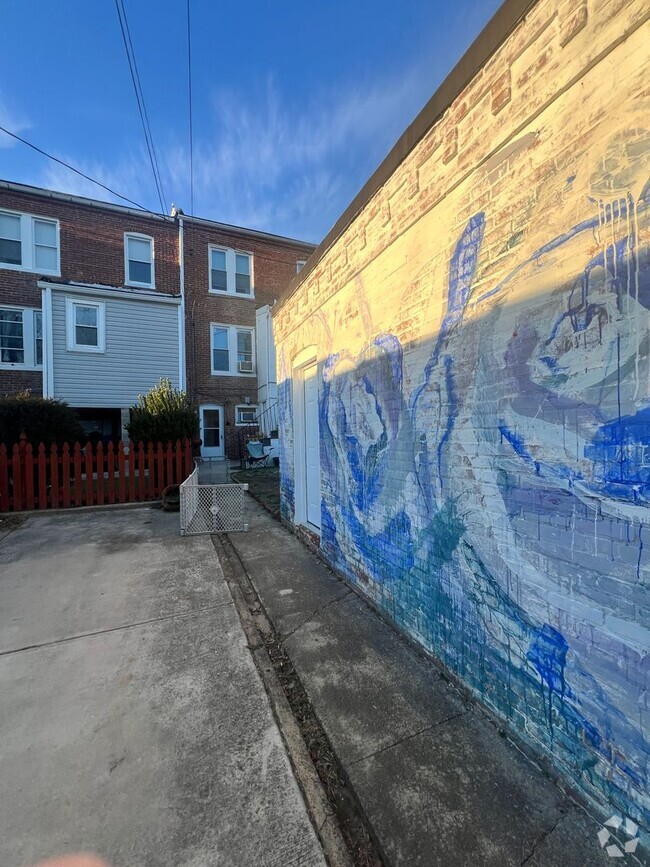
[125,233,154,288]
[210,324,255,376]
[0,306,42,368]
[0,210,59,275]
[296,260,306,273]
[66,298,105,353]
[209,246,253,297]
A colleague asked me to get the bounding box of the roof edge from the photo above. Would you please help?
[0,179,318,250]
[273,0,538,315]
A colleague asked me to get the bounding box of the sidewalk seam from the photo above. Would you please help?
[0,599,234,656]
[347,710,469,768]
[282,589,354,639]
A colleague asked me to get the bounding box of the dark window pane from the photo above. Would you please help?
[211,268,227,291]
[235,272,251,294]
[204,410,220,427]
[0,347,24,363]
[0,238,21,265]
[128,260,152,284]
[213,349,229,371]
[204,428,220,447]
[76,325,98,347]
[75,306,97,327]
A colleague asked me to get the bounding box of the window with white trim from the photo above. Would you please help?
[210,324,255,376]
[66,298,105,353]
[235,404,258,425]
[0,210,59,274]
[296,260,306,273]
[209,246,253,297]
[125,233,154,287]
[0,307,42,368]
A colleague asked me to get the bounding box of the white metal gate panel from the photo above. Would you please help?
[180,468,249,535]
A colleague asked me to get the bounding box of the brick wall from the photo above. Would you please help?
[0,187,179,398]
[274,0,650,836]
[183,219,313,458]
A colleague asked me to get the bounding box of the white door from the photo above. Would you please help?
[303,364,321,529]
[200,404,224,458]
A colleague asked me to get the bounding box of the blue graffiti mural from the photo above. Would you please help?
[282,162,650,831]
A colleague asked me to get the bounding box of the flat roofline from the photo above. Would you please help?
[38,279,181,304]
[273,0,538,315]
[0,178,317,250]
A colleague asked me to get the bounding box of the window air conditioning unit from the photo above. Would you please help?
[238,360,254,373]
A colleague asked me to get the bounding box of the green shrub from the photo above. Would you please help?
[126,379,198,445]
[0,391,84,448]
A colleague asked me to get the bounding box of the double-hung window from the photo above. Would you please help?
[210,324,255,376]
[0,210,59,274]
[125,233,154,288]
[209,247,253,297]
[0,307,42,368]
[66,298,105,353]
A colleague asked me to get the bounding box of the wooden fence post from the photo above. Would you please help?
[62,442,71,508]
[73,442,83,506]
[0,444,8,513]
[37,443,47,509]
[106,442,115,505]
[24,441,34,511]
[96,442,105,506]
[128,441,136,502]
[50,442,60,509]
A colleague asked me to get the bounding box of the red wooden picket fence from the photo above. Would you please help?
[0,436,193,513]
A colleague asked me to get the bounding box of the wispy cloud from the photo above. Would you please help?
[0,93,30,148]
[35,64,430,241]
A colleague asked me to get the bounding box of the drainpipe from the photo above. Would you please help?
[177,215,187,392]
[42,284,54,398]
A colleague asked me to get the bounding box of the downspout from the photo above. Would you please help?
[42,285,54,398]
[178,215,187,392]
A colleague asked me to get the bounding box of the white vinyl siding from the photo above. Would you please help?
[210,323,255,376]
[125,233,154,288]
[0,210,59,275]
[50,292,180,407]
[209,246,253,297]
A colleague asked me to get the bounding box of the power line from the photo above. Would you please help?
[118,0,167,211]
[0,124,155,212]
[114,0,166,214]
[186,0,195,218]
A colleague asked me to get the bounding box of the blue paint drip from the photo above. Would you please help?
[527,625,568,731]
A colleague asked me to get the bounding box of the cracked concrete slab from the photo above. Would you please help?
[0,508,232,653]
[346,710,612,866]
[227,498,618,867]
[0,508,325,867]
[284,593,469,766]
[230,505,353,638]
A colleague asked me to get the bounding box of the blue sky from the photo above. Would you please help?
[0,0,502,242]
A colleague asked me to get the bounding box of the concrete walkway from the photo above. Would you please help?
[227,498,618,867]
[0,507,324,867]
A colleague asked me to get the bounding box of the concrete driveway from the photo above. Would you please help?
[0,507,324,867]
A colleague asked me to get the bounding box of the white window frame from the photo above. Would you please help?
[210,323,256,376]
[235,404,258,425]
[0,305,43,370]
[208,246,254,298]
[65,298,106,353]
[124,232,155,289]
[0,209,60,276]
[296,260,306,273]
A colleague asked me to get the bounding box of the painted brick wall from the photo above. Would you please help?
[274,0,650,837]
